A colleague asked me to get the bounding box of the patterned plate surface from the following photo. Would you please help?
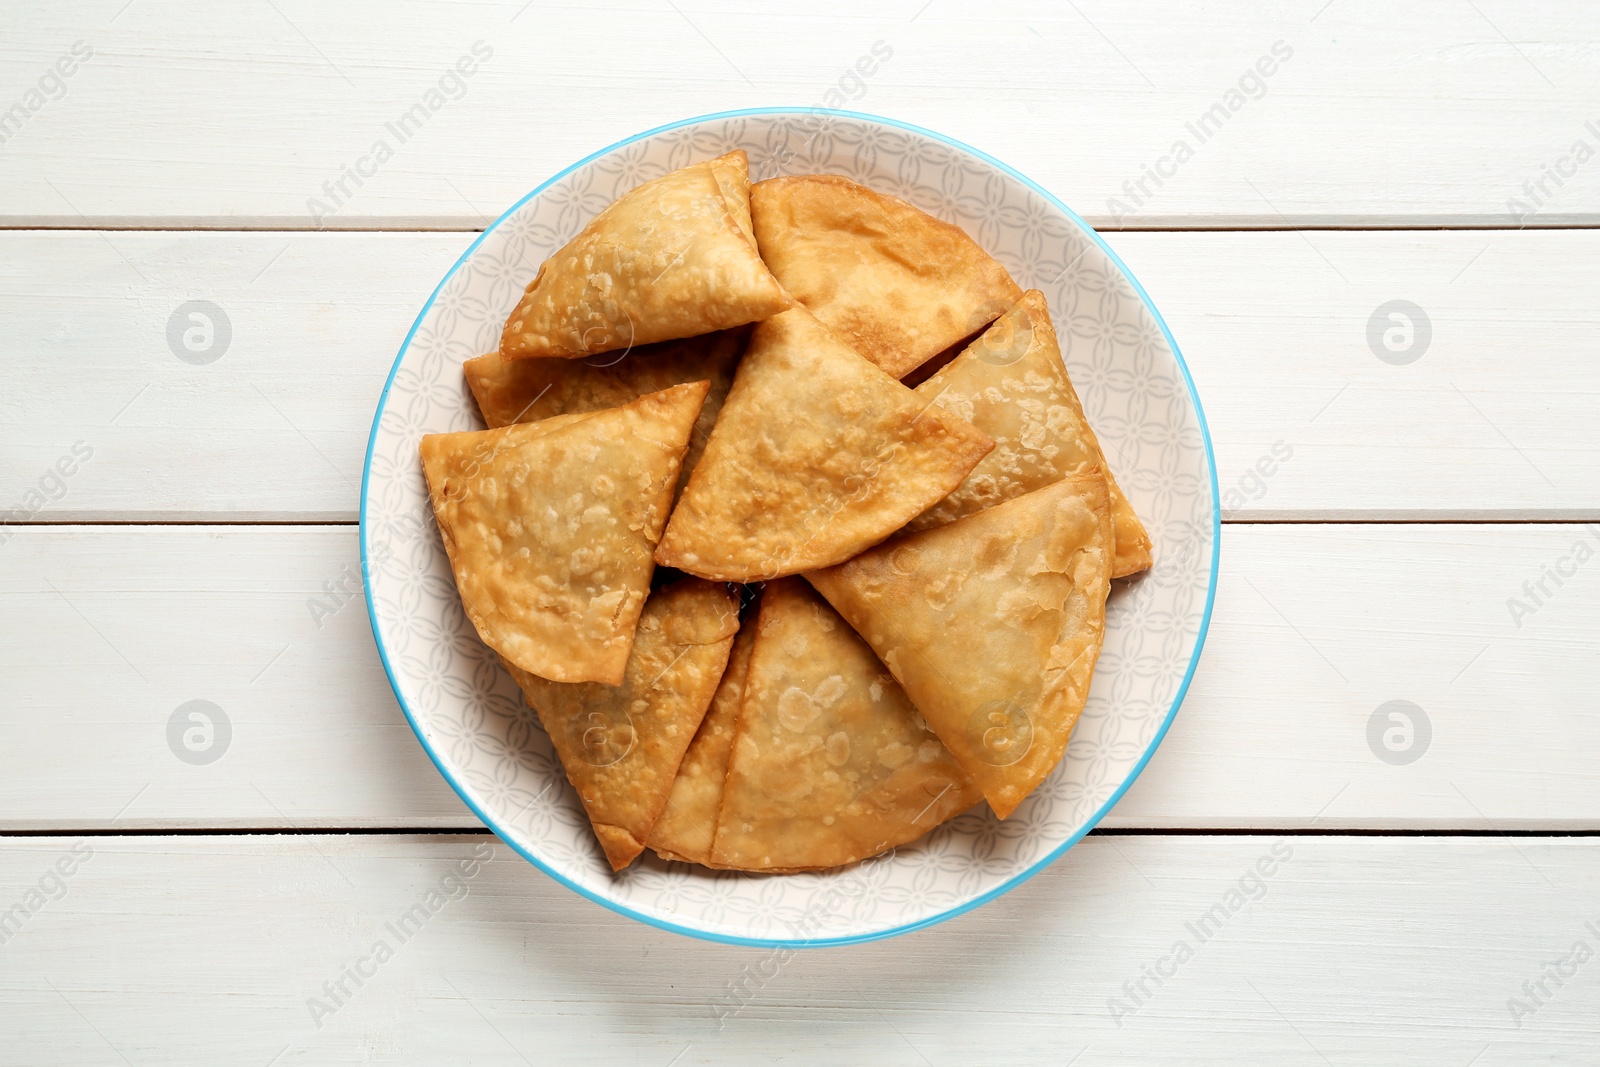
[361,109,1218,947]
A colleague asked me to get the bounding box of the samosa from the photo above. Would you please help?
[807,473,1113,818]
[646,609,758,866]
[420,382,707,685]
[656,306,993,582]
[464,328,745,484]
[750,174,1022,379]
[911,290,1153,576]
[501,150,791,360]
[711,578,978,871]
[505,578,740,870]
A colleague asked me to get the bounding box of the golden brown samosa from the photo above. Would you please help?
[708,150,756,246]
[646,608,759,865]
[711,578,978,871]
[505,578,740,870]
[806,473,1113,819]
[911,290,1153,576]
[655,306,994,582]
[501,150,791,360]
[419,381,708,686]
[750,174,1023,379]
[464,328,745,484]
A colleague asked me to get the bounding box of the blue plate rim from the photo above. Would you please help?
[360,106,1221,949]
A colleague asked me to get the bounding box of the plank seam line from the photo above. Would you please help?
[1092,827,1600,838]
[4,223,1600,235]
[8,518,1599,529]
[1,827,1596,838]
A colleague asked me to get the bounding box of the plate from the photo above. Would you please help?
[361,108,1219,947]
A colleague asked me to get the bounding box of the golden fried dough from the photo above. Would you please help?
[420,381,708,686]
[708,150,756,246]
[911,290,1153,576]
[655,306,994,581]
[711,578,978,871]
[505,578,740,870]
[750,174,1023,379]
[807,473,1113,819]
[464,328,745,485]
[501,150,791,360]
[646,607,758,865]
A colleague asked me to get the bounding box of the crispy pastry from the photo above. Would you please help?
[911,290,1153,576]
[500,150,792,360]
[646,607,759,865]
[505,578,740,870]
[750,174,1023,379]
[806,473,1113,819]
[655,306,994,581]
[711,578,978,871]
[464,328,746,485]
[419,381,708,685]
[709,150,756,245]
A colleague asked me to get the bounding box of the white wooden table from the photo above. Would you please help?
[4,3,1598,1062]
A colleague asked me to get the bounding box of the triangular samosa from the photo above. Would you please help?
[505,578,740,870]
[464,328,746,484]
[656,306,994,581]
[420,381,708,685]
[806,473,1112,819]
[500,150,792,360]
[911,290,1153,576]
[709,150,756,246]
[646,607,758,865]
[750,173,1023,379]
[711,578,978,871]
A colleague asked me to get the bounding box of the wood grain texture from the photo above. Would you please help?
[0,524,473,831]
[2,2,1598,227]
[2,2,1594,1054]
[0,231,469,523]
[1108,228,1600,521]
[3,523,1595,830]
[3,229,1595,522]
[1,833,1594,1064]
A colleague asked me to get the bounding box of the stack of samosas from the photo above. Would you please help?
[420,152,1152,872]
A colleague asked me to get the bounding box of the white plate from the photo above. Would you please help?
[361,108,1219,947]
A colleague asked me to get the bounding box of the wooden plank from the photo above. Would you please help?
[1,833,1594,1063]
[0,231,468,523]
[3,2,1599,227]
[3,522,1596,831]
[1107,228,1600,522]
[3,228,1596,523]
[0,524,474,830]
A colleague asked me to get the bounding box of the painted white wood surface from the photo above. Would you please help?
[3,4,1596,1057]
[3,2,1599,228]
[1,834,1595,1064]
[0,231,467,523]
[3,228,1596,523]
[4,522,1596,831]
